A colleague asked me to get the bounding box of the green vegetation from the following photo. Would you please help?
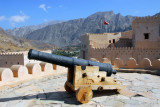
[52,45,80,57]
[52,51,79,57]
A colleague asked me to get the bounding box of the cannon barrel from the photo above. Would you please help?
[28,49,116,76]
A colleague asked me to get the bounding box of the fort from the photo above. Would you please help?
[0,16,160,106]
[0,53,24,68]
[80,16,160,70]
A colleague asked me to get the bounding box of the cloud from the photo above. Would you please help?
[9,12,29,23]
[0,16,6,21]
[39,4,51,12]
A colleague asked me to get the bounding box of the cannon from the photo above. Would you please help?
[28,49,116,76]
[28,49,125,104]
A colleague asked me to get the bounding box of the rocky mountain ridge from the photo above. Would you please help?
[0,27,54,52]
[6,20,63,37]
[24,11,136,47]
[7,11,159,47]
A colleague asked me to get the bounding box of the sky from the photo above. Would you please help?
[0,0,159,29]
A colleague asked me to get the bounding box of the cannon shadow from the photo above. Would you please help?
[0,90,118,105]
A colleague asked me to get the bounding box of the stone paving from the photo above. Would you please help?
[0,73,160,107]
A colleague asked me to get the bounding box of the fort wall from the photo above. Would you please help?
[121,30,132,39]
[0,53,24,68]
[132,16,160,48]
[0,62,67,89]
[89,46,160,66]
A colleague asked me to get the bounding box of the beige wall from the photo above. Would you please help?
[121,30,132,39]
[0,53,24,67]
[80,16,160,70]
[88,47,160,65]
[132,16,160,48]
[80,33,121,59]
[80,34,90,59]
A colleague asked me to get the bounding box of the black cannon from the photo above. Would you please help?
[28,49,116,76]
[27,49,125,104]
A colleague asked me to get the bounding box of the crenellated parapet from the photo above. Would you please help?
[0,62,67,90]
[91,57,160,70]
[0,52,24,68]
[0,53,23,56]
[89,46,160,65]
[133,16,159,23]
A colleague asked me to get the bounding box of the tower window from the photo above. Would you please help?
[109,40,111,43]
[113,39,115,43]
[144,33,149,39]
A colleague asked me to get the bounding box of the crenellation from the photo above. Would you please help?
[0,52,24,68]
[133,16,159,23]
[80,16,160,70]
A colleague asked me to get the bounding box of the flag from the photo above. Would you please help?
[104,21,109,25]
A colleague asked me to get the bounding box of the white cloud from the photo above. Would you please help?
[0,16,6,21]
[39,4,51,12]
[9,12,29,23]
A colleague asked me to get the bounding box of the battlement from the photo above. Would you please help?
[0,52,24,67]
[85,32,121,36]
[133,16,159,23]
[90,56,160,71]
[0,62,67,90]
[91,46,160,51]
[0,53,23,56]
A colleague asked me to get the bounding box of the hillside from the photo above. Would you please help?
[24,11,135,47]
[6,20,63,37]
[0,27,54,52]
[155,12,160,16]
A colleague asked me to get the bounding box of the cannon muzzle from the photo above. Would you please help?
[28,49,116,76]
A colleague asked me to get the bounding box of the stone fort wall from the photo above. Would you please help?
[132,16,160,48]
[89,46,160,66]
[0,53,24,68]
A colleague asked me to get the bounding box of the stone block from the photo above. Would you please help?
[139,58,152,69]
[26,63,41,75]
[53,64,57,70]
[39,62,53,72]
[152,59,160,70]
[114,58,124,68]
[126,58,138,69]
[102,58,111,64]
[11,65,29,79]
[0,68,14,82]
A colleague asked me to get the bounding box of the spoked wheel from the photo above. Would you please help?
[76,87,93,104]
[64,81,75,93]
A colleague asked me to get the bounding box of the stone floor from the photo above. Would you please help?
[0,73,160,107]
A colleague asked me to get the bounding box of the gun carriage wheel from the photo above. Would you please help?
[76,87,93,104]
[64,81,75,93]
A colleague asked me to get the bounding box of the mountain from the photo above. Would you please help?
[0,27,54,52]
[154,12,160,16]
[0,27,9,36]
[6,20,63,37]
[5,11,136,47]
[23,11,135,47]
